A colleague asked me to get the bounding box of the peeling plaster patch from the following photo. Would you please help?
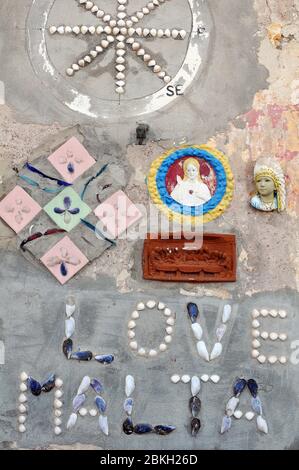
[239,247,254,272]
[65,92,98,119]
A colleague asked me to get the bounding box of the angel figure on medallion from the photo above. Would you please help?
[250,158,286,212]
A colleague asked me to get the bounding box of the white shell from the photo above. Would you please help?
[54,426,62,435]
[166,318,175,326]
[226,397,239,417]
[99,415,109,436]
[159,343,167,352]
[20,372,28,382]
[146,300,156,309]
[172,29,179,39]
[260,309,268,317]
[257,415,268,434]
[252,329,260,338]
[66,68,74,76]
[252,349,260,358]
[55,378,63,388]
[149,349,158,357]
[269,332,278,341]
[164,308,172,316]
[179,29,187,39]
[67,413,77,429]
[128,320,136,329]
[252,309,260,318]
[128,330,135,339]
[261,331,269,340]
[49,26,57,34]
[131,311,139,319]
[129,341,138,350]
[66,303,76,317]
[252,339,261,349]
[18,415,26,424]
[201,374,209,383]
[79,407,88,417]
[116,87,124,94]
[77,376,91,395]
[19,424,26,433]
[181,375,190,384]
[54,418,62,426]
[18,404,27,413]
[252,320,260,328]
[222,304,232,323]
[138,348,146,356]
[191,376,201,395]
[210,375,220,384]
[196,341,209,361]
[19,394,27,403]
[166,326,173,335]
[257,355,266,364]
[89,408,97,417]
[234,410,243,419]
[269,309,278,318]
[20,383,27,392]
[191,323,203,340]
[125,375,135,397]
[279,356,287,364]
[55,410,62,417]
[164,335,172,344]
[245,411,255,421]
[137,302,145,311]
[278,309,287,318]
[143,54,151,62]
[268,355,278,364]
[279,333,287,341]
[210,342,223,361]
[158,302,165,310]
[65,317,75,339]
[54,399,63,409]
[73,26,80,34]
[171,374,180,384]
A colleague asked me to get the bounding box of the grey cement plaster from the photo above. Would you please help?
[0,0,267,144]
[0,250,299,450]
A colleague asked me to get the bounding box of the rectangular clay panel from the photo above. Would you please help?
[143,233,236,283]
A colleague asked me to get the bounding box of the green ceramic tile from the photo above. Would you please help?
[43,187,91,232]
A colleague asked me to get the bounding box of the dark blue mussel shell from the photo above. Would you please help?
[94,354,114,364]
[154,425,176,435]
[251,397,262,415]
[60,261,68,277]
[187,303,199,323]
[62,338,73,359]
[67,162,75,174]
[41,373,56,393]
[134,423,153,434]
[27,377,42,396]
[191,418,201,437]
[95,396,107,413]
[247,379,258,398]
[123,417,134,435]
[233,378,247,397]
[70,350,93,361]
[189,396,201,417]
[90,378,103,394]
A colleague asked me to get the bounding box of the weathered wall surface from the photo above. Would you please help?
[0,0,298,450]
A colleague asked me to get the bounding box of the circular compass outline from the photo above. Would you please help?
[26,0,212,120]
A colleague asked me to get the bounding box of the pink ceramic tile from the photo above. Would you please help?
[48,137,96,183]
[94,190,143,239]
[0,186,42,234]
[40,236,89,285]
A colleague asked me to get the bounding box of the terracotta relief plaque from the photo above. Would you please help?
[143,233,237,283]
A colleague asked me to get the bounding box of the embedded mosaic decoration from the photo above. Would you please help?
[48,137,96,184]
[62,295,115,363]
[0,186,42,233]
[220,378,268,435]
[66,375,109,436]
[48,0,187,94]
[147,146,234,224]
[18,372,64,435]
[40,236,89,284]
[94,190,143,239]
[142,233,237,282]
[251,158,286,212]
[43,187,92,232]
[123,375,175,436]
[251,308,288,365]
[127,300,176,357]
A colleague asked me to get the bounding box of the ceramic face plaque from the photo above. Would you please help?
[43,187,91,232]
[48,137,96,184]
[94,190,143,239]
[147,146,234,224]
[40,235,89,285]
[0,186,42,233]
